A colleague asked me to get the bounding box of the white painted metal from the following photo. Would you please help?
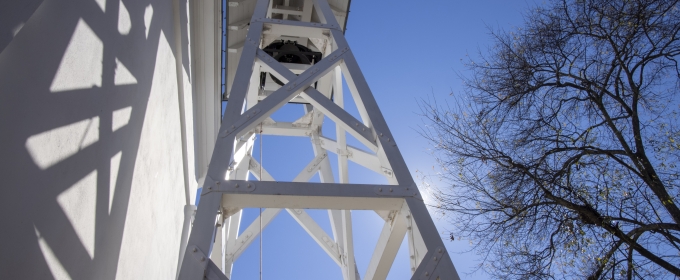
[365,204,408,280]
[178,0,460,279]
[342,209,357,280]
[407,210,428,273]
[287,208,342,266]
[192,0,222,199]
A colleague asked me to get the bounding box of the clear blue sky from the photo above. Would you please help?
[220,1,532,279]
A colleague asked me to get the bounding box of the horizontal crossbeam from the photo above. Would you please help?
[205,179,417,197]
[200,180,418,210]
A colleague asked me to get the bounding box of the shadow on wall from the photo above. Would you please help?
[0,0,191,278]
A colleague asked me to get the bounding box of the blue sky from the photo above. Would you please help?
[219,1,533,279]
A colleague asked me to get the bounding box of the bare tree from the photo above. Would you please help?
[422,0,680,278]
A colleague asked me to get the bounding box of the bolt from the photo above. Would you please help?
[406,188,409,190]
[389,188,393,192]
[434,256,438,261]
[378,188,382,192]
[208,186,212,190]
[201,257,205,262]
[248,184,251,188]
[235,184,239,188]
[193,248,197,252]
[438,248,442,253]
[425,272,429,276]
[216,181,221,185]
[380,133,383,136]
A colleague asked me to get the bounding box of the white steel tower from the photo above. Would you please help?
[178,0,460,279]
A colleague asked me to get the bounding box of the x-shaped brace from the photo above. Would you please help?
[220,46,377,152]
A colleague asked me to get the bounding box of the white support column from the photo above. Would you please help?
[333,66,349,184]
[246,62,263,109]
[222,136,253,276]
[223,210,242,277]
[192,0,221,191]
[364,205,408,280]
[209,213,225,271]
[341,210,356,280]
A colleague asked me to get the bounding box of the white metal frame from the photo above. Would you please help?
[178,0,459,279]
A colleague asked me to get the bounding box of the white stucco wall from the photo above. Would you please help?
[0,0,197,279]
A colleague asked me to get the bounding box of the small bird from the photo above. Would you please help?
[449,233,455,241]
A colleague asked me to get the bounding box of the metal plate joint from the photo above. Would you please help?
[419,247,445,280]
[188,245,209,271]
[381,167,393,178]
[373,186,417,197]
[220,181,257,194]
[222,108,262,138]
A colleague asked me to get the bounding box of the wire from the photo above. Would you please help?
[259,122,263,280]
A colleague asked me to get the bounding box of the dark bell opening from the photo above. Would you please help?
[261,40,322,87]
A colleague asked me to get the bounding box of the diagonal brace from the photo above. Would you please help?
[255,49,377,150]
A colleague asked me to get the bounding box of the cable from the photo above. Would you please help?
[259,122,263,280]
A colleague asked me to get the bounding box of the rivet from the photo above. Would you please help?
[425,272,429,276]
[216,181,221,185]
[434,256,437,261]
[201,257,205,262]
[231,125,235,129]
[193,248,197,252]
[235,184,239,188]
[208,186,212,190]
[378,188,382,192]
[438,248,442,253]
[380,133,383,136]
[406,188,409,190]
[355,123,358,126]
[248,184,251,188]
[389,188,393,192]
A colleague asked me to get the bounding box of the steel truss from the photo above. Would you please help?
[178,0,460,279]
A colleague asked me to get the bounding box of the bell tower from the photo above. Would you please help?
[178,0,460,279]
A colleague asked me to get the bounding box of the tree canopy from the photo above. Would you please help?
[422,0,680,278]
